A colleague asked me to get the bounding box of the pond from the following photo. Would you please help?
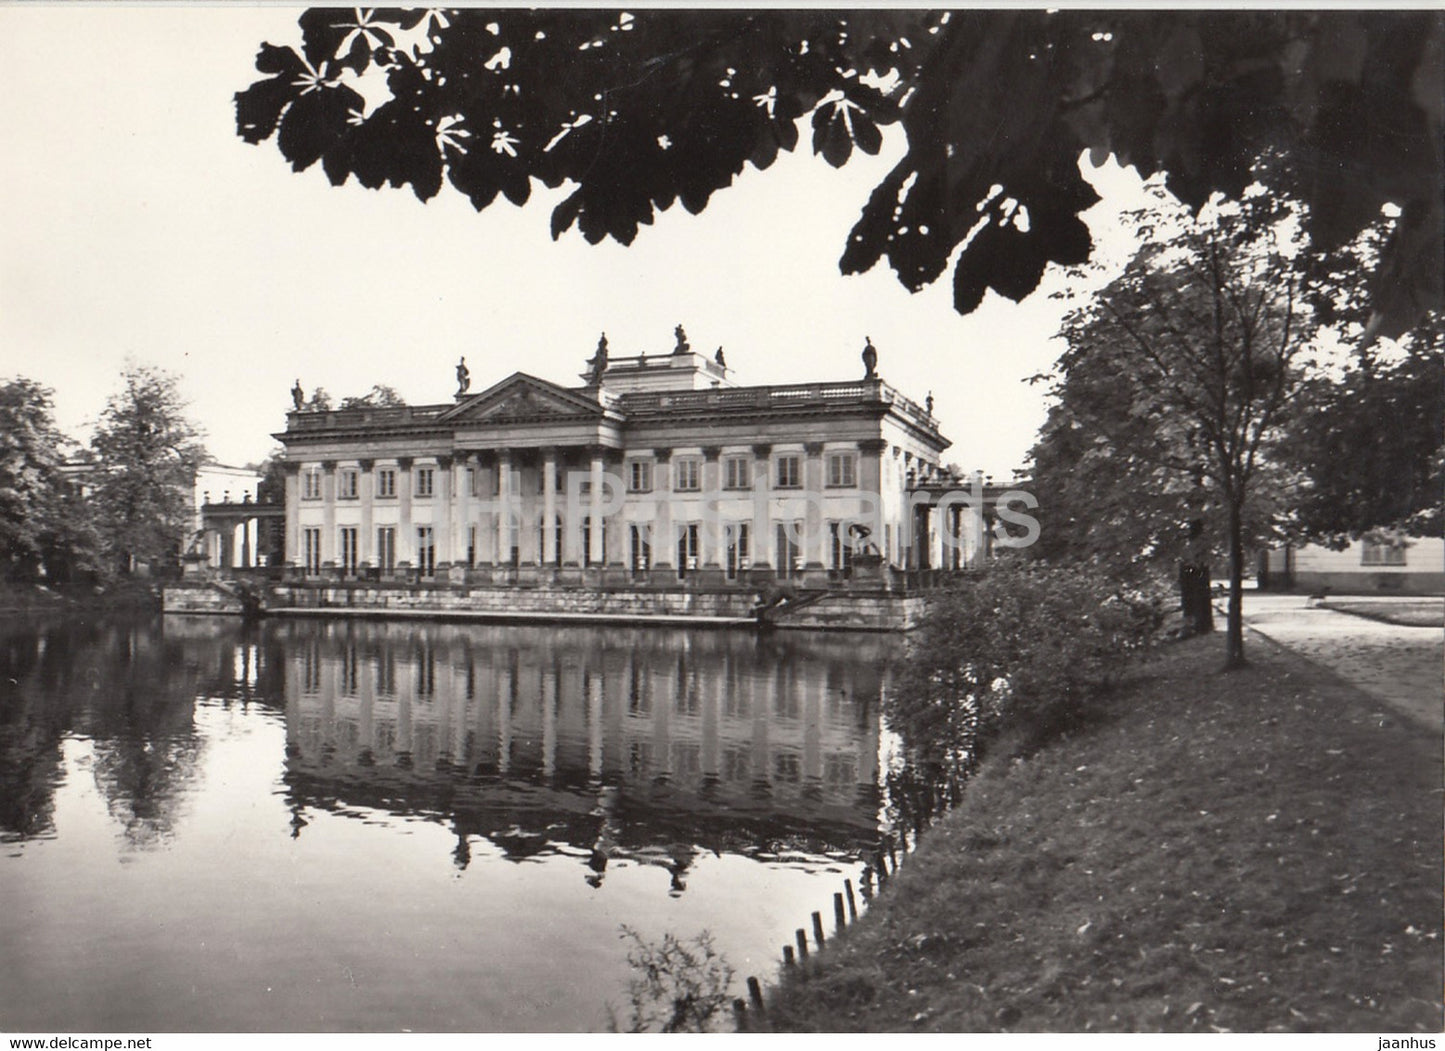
[0,614,904,1032]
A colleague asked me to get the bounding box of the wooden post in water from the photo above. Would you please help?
[733,998,748,1032]
[795,928,809,960]
[783,944,795,967]
[747,976,764,1010]
[845,879,859,920]
[834,892,847,931]
[812,911,826,948]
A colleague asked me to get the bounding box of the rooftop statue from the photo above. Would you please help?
[587,332,609,384]
[862,336,878,379]
[925,390,934,414]
[714,346,726,369]
[673,324,690,355]
[456,356,470,396]
[291,378,305,411]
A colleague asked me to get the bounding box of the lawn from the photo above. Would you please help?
[761,633,1443,1033]
[1322,600,1444,629]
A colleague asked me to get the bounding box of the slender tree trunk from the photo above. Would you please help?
[1225,497,1246,669]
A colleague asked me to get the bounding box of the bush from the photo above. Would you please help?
[890,561,1162,780]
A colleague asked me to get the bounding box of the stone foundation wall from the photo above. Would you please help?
[162,584,246,615]
[264,582,919,630]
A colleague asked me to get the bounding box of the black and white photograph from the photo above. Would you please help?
[0,4,1441,1040]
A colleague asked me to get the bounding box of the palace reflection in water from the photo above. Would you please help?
[0,613,902,1032]
[278,619,893,879]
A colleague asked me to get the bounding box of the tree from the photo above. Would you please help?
[89,364,206,575]
[235,9,1442,339]
[1033,189,1314,668]
[1282,330,1444,542]
[338,384,405,409]
[0,378,96,581]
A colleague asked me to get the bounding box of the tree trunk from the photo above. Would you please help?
[1225,498,1246,669]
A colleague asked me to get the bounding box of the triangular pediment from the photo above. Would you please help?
[439,372,607,424]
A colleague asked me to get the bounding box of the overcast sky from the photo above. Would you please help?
[0,6,1146,477]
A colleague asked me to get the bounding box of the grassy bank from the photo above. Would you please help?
[762,634,1443,1033]
[1323,599,1443,629]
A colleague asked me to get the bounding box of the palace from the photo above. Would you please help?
[273,331,982,592]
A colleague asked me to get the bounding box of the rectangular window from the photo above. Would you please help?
[375,468,396,499]
[339,526,359,573]
[1361,539,1407,565]
[776,522,802,578]
[775,455,801,488]
[338,470,359,500]
[723,456,750,489]
[377,526,396,571]
[677,523,699,579]
[302,470,323,501]
[415,467,434,498]
[302,527,322,574]
[630,523,651,576]
[674,459,701,492]
[416,525,435,575]
[466,468,477,497]
[628,461,652,493]
[826,452,856,488]
[467,525,477,568]
[726,522,750,580]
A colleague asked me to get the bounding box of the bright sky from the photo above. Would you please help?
[0,6,1145,477]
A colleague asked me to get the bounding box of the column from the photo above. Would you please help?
[283,465,300,568]
[651,451,673,575]
[542,451,558,566]
[321,461,337,569]
[450,454,467,569]
[750,444,772,577]
[476,453,496,566]
[435,454,453,568]
[699,447,720,575]
[497,449,513,564]
[588,448,604,565]
[358,459,375,568]
[397,457,414,570]
[803,442,827,572]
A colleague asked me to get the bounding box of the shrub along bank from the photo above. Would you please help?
[762,632,1443,1032]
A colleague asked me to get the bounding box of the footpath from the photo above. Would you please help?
[1232,593,1443,734]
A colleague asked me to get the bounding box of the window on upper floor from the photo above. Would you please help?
[302,470,323,500]
[723,456,750,490]
[338,470,359,500]
[775,455,801,488]
[674,459,700,492]
[826,452,856,488]
[628,460,652,493]
[376,468,396,498]
[415,467,434,498]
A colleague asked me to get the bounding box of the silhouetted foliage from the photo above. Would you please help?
[236,9,1441,338]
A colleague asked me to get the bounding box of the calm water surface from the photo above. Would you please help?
[0,614,901,1031]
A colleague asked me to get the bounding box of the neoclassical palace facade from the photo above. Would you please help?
[276,336,968,587]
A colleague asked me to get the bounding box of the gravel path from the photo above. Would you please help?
[1233,593,1443,733]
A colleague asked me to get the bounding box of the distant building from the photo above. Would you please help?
[192,463,275,569]
[1261,535,1445,594]
[272,335,981,587]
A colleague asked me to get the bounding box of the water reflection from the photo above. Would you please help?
[275,620,894,884]
[0,613,903,1031]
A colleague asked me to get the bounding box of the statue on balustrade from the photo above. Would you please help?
[291,378,305,411]
[862,337,878,379]
[456,356,471,396]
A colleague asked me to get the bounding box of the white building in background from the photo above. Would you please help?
[1262,535,1445,594]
